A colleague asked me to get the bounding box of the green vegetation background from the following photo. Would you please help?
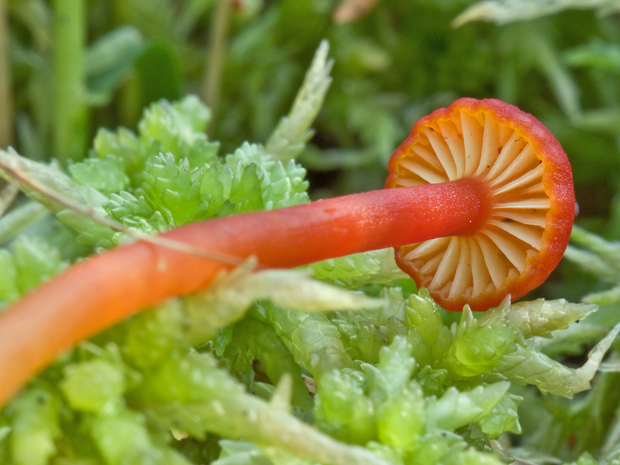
[7,0,620,289]
[5,0,620,464]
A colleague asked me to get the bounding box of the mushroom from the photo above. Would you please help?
[386,98,575,311]
[0,98,574,406]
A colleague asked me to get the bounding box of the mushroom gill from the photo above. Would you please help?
[389,103,558,308]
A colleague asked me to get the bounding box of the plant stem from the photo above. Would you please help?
[202,0,232,134]
[52,0,88,164]
[0,0,12,149]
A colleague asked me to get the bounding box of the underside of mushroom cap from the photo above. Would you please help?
[385,98,575,312]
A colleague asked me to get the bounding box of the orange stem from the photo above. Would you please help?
[0,177,490,406]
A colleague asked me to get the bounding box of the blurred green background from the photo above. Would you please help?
[3,0,620,301]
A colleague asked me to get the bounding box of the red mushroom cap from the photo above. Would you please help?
[385,98,575,312]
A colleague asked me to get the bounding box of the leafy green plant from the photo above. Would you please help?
[1,40,620,465]
[6,0,620,463]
